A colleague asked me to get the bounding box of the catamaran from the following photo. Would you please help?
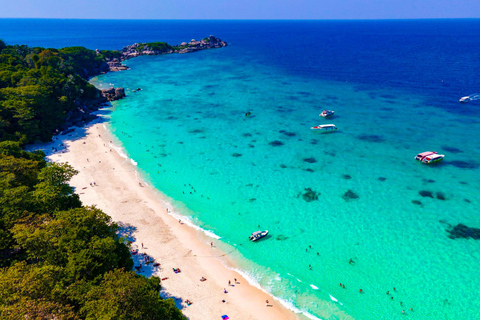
[414,151,445,164]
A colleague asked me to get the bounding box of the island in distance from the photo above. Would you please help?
[102,35,228,71]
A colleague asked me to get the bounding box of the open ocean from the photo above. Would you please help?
[2,18,480,319]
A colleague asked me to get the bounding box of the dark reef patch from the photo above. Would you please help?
[357,134,385,143]
[310,139,318,145]
[446,223,480,240]
[242,133,252,137]
[378,177,387,181]
[436,192,447,200]
[342,174,352,180]
[298,188,320,202]
[276,235,289,241]
[419,190,434,198]
[326,95,338,100]
[411,200,422,206]
[441,146,463,154]
[269,140,284,147]
[279,164,288,168]
[303,157,317,163]
[297,91,311,96]
[279,130,296,137]
[342,190,359,201]
[422,179,435,183]
[232,153,242,158]
[380,94,396,99]
[249,198,256,202]
[448,160,479,169]
[464,199,471,203]
[304,168,315,172]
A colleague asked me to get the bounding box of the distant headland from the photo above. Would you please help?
[101,35,228,72]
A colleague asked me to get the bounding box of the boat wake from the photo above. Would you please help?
[459,93,480,103]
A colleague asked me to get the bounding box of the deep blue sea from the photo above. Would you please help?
[3,19,480,320]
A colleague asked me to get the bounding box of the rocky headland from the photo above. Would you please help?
[102,35,228,72]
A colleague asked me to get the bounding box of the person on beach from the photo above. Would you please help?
[211,242,213,247]
[228,280,231,286]
[224,288,227,294]
[266,300,269,306]
[234,278,237,283]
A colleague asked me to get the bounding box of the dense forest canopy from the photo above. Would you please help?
[0,40,186,319]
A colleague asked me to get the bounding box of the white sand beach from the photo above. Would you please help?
[43,118,300,320]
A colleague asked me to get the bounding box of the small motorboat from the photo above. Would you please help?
[311,124,337,132]
[414,151,445,164]
[249,230,268,241]
[320,110,335,118]
[459,96,470,103]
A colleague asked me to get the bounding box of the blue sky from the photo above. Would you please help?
[2,0,479,19]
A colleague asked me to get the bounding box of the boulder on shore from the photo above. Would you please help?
[101,87,126,101]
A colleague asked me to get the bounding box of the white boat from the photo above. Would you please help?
[459,96,470,103]
[320,110,335,118]
[249,230,268,241]
[414,151,445,164]
[310,124,337,132]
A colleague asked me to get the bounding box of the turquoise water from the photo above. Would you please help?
[92,48,480,320]
[4,17,479,320]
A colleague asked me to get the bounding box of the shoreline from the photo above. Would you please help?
[39,115,301,320]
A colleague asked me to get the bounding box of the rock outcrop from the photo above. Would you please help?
[101,87,126,101]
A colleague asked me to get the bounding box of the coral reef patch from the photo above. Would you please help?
[419,190,434,198]
[298,188,320,202]
[357,134,385,143]
[269,140,284,147]
[446,223,480,240]
[342,189,359,201]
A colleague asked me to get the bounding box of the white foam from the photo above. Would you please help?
[227,267,323,320]
[160,205,221,240]
[310,284,319,290]
[110,143,129,159]
[329,294,343,306]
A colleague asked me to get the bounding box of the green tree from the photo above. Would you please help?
[81,269,186,320]
[32,162,81,212]
[12,207,132,278]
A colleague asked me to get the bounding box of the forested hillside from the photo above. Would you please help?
[0,40,186,319]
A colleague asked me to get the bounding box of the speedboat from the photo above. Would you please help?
[320,110,335,118]
[249,230,268,242]
[414,151,445,164]
[459,96,470,103]
[311,124,337,132]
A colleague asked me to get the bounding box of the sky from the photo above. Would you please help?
[1,0,479,19]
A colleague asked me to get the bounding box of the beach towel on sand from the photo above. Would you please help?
[221,316,229,320]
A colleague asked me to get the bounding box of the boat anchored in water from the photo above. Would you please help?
[249,230,268,242]
[414,151,445,164]
[311,124,337,132]
[320,110,335,118]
